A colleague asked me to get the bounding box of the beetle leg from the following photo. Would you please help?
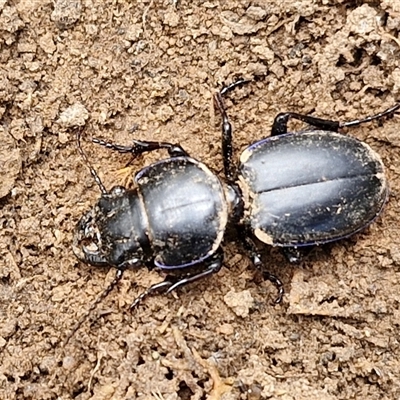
[130,280,175,310]
[213,91,241,183]
[239,228,284,304]
[165,253,223,294]
[214,92,235,182]
[340,102,400,128]
[271,102,400,136]
[130,253,223,309]
[92,137,190,161]
[213,79,251,182]
[281,247,308,263]
[271,112,341,136]
[219,78,250,96]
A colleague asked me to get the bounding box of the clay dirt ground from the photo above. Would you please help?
[1,1,400,399]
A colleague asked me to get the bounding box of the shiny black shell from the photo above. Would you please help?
[136,157,228,268]
[238,131,387,247]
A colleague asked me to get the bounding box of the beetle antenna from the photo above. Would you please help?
[219,78,251,97]
[76,129,108,195]
[63,269,124,346]
[340,102,400,128]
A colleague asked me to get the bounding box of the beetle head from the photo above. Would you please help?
[73,186,148,268]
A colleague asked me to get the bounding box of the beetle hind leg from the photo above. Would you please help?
[340,102,400,128]
[271,102,400,136]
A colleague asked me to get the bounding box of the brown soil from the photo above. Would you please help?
[1,1,400,399]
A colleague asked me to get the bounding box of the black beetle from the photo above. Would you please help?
[72,134,244,313]
[72,81,399,316]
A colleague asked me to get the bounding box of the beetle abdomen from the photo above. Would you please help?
[239,131,387,246]
[136,157,228,268]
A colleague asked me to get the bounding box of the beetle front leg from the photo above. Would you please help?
[92,137,190,160]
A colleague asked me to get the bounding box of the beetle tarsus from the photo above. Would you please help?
[340,102,400,128]
[270,103,400,136]
[214,92,235,182]
[215,79,252,182]
[130,280,174,310]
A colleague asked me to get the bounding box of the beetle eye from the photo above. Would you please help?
[110,185,126,196]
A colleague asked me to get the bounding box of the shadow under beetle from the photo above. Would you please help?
[73,81,400,314]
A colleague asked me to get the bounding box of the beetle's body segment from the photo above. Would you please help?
[136,157,228,268]
[239,131,387,246]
